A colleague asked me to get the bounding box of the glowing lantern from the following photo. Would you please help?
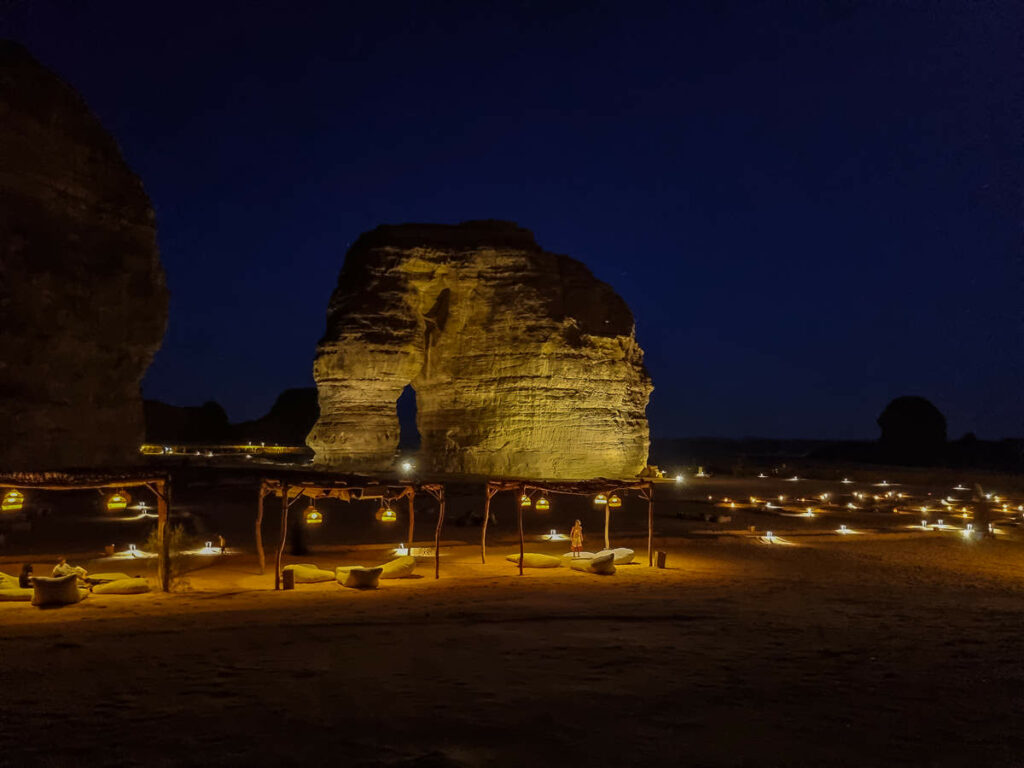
[106,490,130,512]
[304,506,323,525]
[519,494,532,507]
[608,494,622,508]
[535,496,550,511]
[594,493,608,506]
[380,507,397,523]
[2,489,24,512]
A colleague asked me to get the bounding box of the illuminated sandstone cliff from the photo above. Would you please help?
[308,221,652,479]
[0,42,167,469]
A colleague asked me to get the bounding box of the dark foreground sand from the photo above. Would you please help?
[4,533,1024,767]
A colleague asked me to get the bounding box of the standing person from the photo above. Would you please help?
[570,519,584,558]
[217,534,227,554]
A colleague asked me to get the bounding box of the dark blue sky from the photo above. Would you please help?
[5,1,1021,438]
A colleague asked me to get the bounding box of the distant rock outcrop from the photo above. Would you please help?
[232,388,319,445]
[877,396,946,464]
[307,221,652,479]
[0,42,168,469]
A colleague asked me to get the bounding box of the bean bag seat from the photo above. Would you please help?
[342,566,382,590]
[31,574,85,607]
[0,588,33,601]
[0,571,20,589]
[596,548,635,565]
[561,551,596,561]
[378,556,417,579]
[85,572,132,585]
[506,553,562,568]
[283,564,335,583]
[569,552,616,575]
[92,578,150,595]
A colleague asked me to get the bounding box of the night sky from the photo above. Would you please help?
[5,1,1021,439]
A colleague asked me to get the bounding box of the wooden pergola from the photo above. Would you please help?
[257,474,446,588]
[483,479,655,575]
[0,471,173,591]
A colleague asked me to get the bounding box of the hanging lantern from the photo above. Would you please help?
[608,494,622,508]
[304,505,323,525]
[380,505,397,523]
[106,490,130,512]
[594,493,608,506]
[535,496,550,511]
[2,489,24,513]
[519,494,532,507]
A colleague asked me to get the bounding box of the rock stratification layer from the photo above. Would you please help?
[0,42,168,469]
[308,221,652,479]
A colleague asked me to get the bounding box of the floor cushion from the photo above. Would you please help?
[342,566,383,590]
[283,564,335,583]
[0,588,33,601]
[32,574,85,606]
[86,572,132,585]
[0,571,20,590]
[506,553,562,568]
[379,556,417,579]
[595,548,635,564]
[569,552,616,575]
[92,578,150,595]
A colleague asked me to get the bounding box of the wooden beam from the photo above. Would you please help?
[647,485,654,567]
[604,498,611,550]
[275,483,289,590]
[255,485,266,575]
[157,480,170,592]
[407,490,415,550]
[481,487,493,564]
[433,487,445,580]
[518,484,525,576]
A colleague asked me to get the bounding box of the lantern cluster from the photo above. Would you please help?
[304,504,323,525]
[106,490,130,512]
[2,489,24,513]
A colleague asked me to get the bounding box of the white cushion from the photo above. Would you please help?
[32,574,85,606]
[283,564,335,583]
[0,588,33,601]
[93,578,150,595]
[506,553,562,568]
[595,548,635,564]
[569,552,616,575]
[342,566,383,589]
[379,556,416,579]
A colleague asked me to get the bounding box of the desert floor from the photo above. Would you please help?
[3,473,1024,766]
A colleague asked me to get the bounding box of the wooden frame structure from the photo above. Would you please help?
[483,479,655,574]
[0,471,173,591]
[257,474,446,588]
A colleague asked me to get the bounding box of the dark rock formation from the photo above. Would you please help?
[232,388,319,445]
[0,42,167,469]
[877,396,947,464]
[308,221,652,479]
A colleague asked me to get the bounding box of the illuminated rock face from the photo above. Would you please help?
[308,221,652,479]
[0,43,167,470]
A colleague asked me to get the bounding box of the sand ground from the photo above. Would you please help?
[4,527,1024,767]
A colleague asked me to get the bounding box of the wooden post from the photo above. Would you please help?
[646,485,654,567]
[433,488,445,580]
[255,484,266,575]
[481,487,492,564]
[407,489,415,550]
[156,480,170,592]
[275,484,289,590]
[518,485,525,576]
[604,497,611,550]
